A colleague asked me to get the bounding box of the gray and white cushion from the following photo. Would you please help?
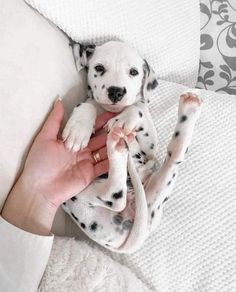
[197,0,236,95]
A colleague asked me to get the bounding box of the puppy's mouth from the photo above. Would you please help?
[100,103,126,113]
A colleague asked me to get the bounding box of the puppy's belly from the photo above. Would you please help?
[62,187,135,249]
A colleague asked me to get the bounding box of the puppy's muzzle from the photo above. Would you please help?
[107,86,127,104]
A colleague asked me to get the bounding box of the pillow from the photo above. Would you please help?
[0,0,84,237]
[24,0,201,88]
[197,0,236,94]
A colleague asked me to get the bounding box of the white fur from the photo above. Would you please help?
[62,41,202,253]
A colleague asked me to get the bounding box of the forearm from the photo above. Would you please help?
[1,175,57,236]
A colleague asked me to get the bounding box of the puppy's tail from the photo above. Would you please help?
[115,154,148,253]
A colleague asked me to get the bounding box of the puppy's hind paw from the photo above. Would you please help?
[108,127,135,152]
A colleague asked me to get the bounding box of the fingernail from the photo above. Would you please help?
[54,95,62,107]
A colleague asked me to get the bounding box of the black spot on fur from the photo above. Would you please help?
[138,160,143,164]
[113,215,123,225]
[71,212,78,221]
[174,131,180,138]
[105,201,113,207]
[94,74,97,78]
[136,127,144,132]
[76,103,81,107]
[102,84,105,89]
[80,223,86,229]
[167,180,172,186]
[62,202,66,205]
[122,220,133,230]
[150,143,154,150]
[147,79,158,91]
[176,161,183,164]
[139,111,143,118]
[185,147,189,154]
[112,190,123,200]
[163,197,169,203]
[135,136,139,142]
[134,153,141,159]
[141,150,146,156]
[71,196,77,202]
[168,151,172,157]
[86,50,93,58]
[88,85,91,90]
[90,222,98,231]
[95,85,97,89]
[180,115,187,123]
[144,132,149,137]
[173,173,176,178]
[151,211,155,218]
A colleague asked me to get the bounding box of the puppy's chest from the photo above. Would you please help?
[89,97,158,175]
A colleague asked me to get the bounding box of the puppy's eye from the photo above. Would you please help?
[129,68,139,76]
[94,64,105,73]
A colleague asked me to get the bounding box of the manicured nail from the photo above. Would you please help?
[54,95,62,107]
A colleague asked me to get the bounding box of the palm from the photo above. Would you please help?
[22,100,113,208]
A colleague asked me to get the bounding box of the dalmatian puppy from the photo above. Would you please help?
[62,41,202,253]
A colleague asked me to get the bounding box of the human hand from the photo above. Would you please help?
[1,99,114,235]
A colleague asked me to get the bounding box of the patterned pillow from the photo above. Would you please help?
[197,0,236,95]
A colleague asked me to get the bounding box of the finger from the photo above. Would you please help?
[87,133,107,151]
[38,99,64,141]
[91,147,107,164]
[95,112,116,131]
[94,159,109,177]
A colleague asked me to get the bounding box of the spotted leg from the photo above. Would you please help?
[95,127,135,211]
[145,92,202,232]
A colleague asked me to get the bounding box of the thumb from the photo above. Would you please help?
[39,99,64,141]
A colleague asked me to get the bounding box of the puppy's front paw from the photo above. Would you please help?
[62,122,92,152]
[106,107,143,135]
[62,103,96,152]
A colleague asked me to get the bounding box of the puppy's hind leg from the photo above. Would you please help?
[96,127,134,211]
[145,92,202,232]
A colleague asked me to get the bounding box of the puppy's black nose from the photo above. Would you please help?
[107,86,127,103]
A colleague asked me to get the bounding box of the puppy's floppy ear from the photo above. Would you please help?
[70,40,96,72]
[141,59,158,101]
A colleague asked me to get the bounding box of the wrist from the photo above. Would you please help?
[1,175,58,236]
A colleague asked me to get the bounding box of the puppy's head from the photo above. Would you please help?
[73,41,158,112]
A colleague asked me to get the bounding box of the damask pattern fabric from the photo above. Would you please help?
[197,0,236,94]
